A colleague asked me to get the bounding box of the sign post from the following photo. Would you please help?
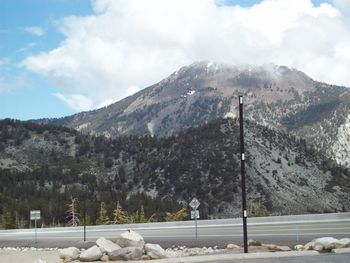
[30,210,41,244]
[189,198,200,241]
[239,95,248,253]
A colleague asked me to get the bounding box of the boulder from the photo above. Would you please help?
[79,245,103,262]
[339,238,350,248]
[314,237,341,251]
[58,247,80,260]
[186,247,204,256]
[294,244,304,251]
[263,244,277,251]
[100,254,110,262]
[227,244,241,249]
[108,247,143,261]
[275,246,292,251]
[304,241,315,250]
[145,243,168,259]
[96,237,121,253]
[141,255,152,260]
[117,230,145,248]
[248,239,262,246]
[34,259,46,263]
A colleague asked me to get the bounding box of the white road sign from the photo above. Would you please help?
[30,210,41,220]
[191,210,200,219]
[189,198,200,210]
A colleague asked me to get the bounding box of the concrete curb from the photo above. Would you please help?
[127,251,320,263]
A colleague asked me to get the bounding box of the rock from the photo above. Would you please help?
[165,249,183,258]
[34,259,46,263]
[117,230,145,248]
[314,237,341,251]
[145,243,168,259]
[79,245,103,262]
[339,238,350,248]
[58,247,80,260]
[263,244,277,251]
[141,255,152,260]
[100,254,110,262]
[304,241,315,250]
[108,247,143,261]
[186,247,204,256]
[227,244,241,249]
[204,247,214,254]
[276,246,292,251]
[294,244,304,251]
[248,239,262,246]
[96,237,121,253]
[63,257,73,263]
[313,244,324,252]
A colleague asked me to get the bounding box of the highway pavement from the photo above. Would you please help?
[0,213,349,248]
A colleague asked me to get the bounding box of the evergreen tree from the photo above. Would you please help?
[96,202,109,225]
[112,201,129,224]
[2,208,15,229]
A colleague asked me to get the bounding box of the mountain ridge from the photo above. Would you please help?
[34,62,350,167]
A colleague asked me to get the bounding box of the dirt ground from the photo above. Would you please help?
[0,250,61,263]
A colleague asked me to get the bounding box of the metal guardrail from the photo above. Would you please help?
[0,212,349,235]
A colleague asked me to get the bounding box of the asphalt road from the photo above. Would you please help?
[0,214,349,248]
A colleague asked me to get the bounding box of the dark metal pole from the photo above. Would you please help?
[83,198,86,241]
[239,95,248,253]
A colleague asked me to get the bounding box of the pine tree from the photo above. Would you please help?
[66,196,80,227]
[139,205,146,223]
[2,208,15,229]
[112,201,129,224]
[96,202,109,225]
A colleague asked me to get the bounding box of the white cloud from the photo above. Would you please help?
[16,42,37,53]
[53,93,93,111]
[0,75,31,94]
[22,0,350,111]
[24,26,45,36]
[0,58,10,66]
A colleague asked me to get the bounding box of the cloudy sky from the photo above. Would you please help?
[1,0,350,120]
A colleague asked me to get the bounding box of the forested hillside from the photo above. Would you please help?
[0,118,349,229]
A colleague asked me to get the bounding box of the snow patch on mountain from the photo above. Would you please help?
[147,121,155,137]
[187,89,196,96]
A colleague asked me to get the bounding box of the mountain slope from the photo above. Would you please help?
[39,62,350,167]
[1,118,349,226]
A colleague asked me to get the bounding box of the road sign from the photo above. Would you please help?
[189,198,200,210]
[30,210,41,220]
[191,210,200,219]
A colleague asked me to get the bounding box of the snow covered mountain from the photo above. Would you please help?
[40,61,350,167]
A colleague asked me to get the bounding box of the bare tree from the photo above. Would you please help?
[66,196,80,227]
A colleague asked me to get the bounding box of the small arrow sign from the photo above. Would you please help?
[191,210,200,219]
[189,198,200,210]
[30,210,41,220]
